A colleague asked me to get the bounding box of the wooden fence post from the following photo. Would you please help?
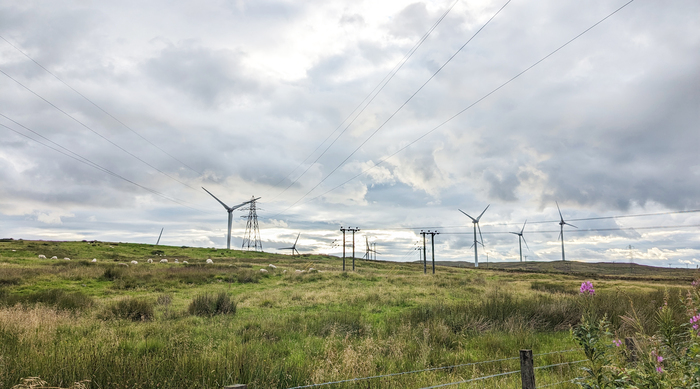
[520,349,535,389]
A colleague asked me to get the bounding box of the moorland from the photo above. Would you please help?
[0,239,694,388]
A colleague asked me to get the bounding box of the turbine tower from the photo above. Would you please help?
[458,205,490,267]
[202,187,259,250]
[509,220,529,262]
[278,233,300,255]
[556,202,577,261]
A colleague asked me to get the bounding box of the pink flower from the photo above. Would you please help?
[656,366,663,373]
[613,339,623,347]
[579,281,595,296]
[657,355,664,363]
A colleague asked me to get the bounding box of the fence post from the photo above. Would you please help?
[625,337,637,362]
[520,349,535,389]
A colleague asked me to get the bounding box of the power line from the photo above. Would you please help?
[439,224,700,235]
[0,34,202,176]
[0,67,200,192]
[0,120,201,211]
[265,0,459,201]
[285,0,637,212]
[276,0,513,216]
[368,209,700,231]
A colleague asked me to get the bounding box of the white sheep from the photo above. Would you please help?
[51,256,58,259]
[309,267,316,272]
[160,259,168,263]
[38,254,46,259]
[64,257,70,261]
[295,269,303,273]
[206,259,213,264]
[260,268,268,273]
[91,258,97,263]
[183,260,188,264]
[269,264,277,269]
[147,258,153,263]
[131,260,138,265]
[174,259,179,263]
[283,270,287,273]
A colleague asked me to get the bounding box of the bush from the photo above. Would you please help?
[0,288,93,311]
[188,292,236,317]
[102,267,123,280]
[107,297,154,321]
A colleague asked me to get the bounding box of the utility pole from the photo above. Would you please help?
[426,230,439,274]
[347,227,360,271]
[420,230,428,274]
[340,227,347,271]
[628,244,634,273]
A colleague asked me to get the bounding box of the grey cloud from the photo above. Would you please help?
[143,44,259,107]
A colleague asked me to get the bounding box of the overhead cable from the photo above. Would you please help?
[0,34,202,176]
[277,0,513,215]
[266,0,459,201]
[0,68,200,192]
[291,0,637,211]
[0,120,201,211]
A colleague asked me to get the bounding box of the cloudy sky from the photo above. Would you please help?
[1,0,699,266]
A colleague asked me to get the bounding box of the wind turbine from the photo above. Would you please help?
[363,236,379,260]
[156,228,163,246]
[278,233,301,256]
[556,202,577,261]
[509,221,529,262]
[458,205,490,267]
[202,187,260,250]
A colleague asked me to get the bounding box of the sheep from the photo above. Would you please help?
[147,258,153,263]
[309,267,316,272]
[91,258,97,263]
[38,254,46,259]
[268,264,277,269]
[174,259,179,263]
[283,270,287,273]
[295,269,304,273]
[160,259,168,263]
[183,260,188,264]
[260,268,268,273]
[206,259,213,264]
[64,257,70,261]
[51,256,58,259]
[131,260,138,265]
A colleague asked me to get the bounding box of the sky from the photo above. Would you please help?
[1,0,699,267]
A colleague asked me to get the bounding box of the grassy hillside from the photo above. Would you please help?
[0,239,694,388]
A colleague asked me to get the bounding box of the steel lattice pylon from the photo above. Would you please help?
[241,196,263,251]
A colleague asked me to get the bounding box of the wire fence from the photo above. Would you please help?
[286,348,585,389]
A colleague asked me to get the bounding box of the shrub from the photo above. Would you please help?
[235,269,260,284]
[106,297,154,321]
[0,289,93,311]
[188,292,236,317]
[102,267,123,281]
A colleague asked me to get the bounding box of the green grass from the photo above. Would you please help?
[0,239,695,388]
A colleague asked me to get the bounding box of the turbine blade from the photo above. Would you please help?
[477,223,485,248]
[520,220,527,234]
[476,204,490,222]
[202,187,231,210]
[565,222,578,229]
[229,196,261,211]
[522,235,530,251]
[509,232,519,235]
[556,201,564,222]
[294,233,300,246]
[458,209,476,222]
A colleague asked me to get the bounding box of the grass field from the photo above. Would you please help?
[0,239,695,389]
